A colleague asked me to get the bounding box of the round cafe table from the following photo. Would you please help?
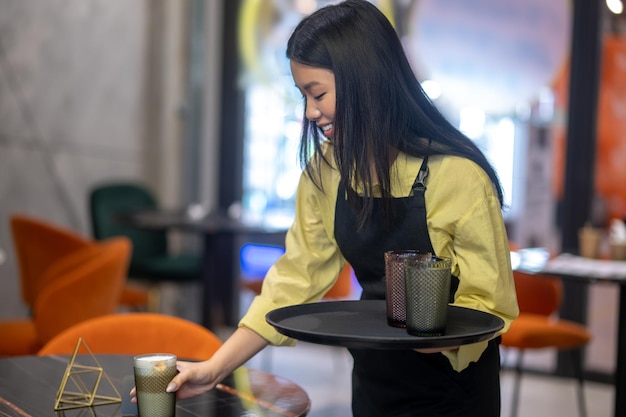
[516,251,626,417]
[0,354,310,417]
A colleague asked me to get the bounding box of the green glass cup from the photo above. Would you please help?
[133,353,177,417]
[404,256,452,336]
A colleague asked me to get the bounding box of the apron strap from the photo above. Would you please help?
[411,155,429,195]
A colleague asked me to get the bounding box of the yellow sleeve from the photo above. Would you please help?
[239,154,345,346]
[441,193,518,371]
[425,156,519,371]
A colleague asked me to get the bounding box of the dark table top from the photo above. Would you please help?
[117,209,287,236]
[0,355,310,417]
[513,249,626,283]
[540,253,626,282]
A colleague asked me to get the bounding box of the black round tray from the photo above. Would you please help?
[266,300,504,349]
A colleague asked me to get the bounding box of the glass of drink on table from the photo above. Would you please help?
[133,353,177,417]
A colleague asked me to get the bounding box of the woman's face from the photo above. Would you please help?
[290,61,336,139]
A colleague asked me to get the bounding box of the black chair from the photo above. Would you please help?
[89,183,202,313]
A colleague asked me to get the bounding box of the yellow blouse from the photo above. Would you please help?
[239,142,519,372]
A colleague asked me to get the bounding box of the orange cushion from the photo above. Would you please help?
[501,313,591,350]
[0,319,41,356]
[119,284,149,307]
[38,313,222,360]
[324,264,353,298]
[241,280,264,294]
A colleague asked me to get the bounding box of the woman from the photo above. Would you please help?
[158,1,518,416]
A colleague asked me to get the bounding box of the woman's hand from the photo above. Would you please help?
[166,360,218,399]
[130,360,218,402]
[131,327,270,402]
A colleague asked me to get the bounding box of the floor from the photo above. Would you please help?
[243,341,614,417]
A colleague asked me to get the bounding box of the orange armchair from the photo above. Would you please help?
[0,237,131,357]
[501,270,591,417]
[10,214,148,310]
[11,214,91,307]
[323,263,354,299]
[39,313,222,361]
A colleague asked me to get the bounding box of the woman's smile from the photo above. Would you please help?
[320,123,334,138]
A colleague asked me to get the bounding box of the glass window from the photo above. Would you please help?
[238,0,571,227]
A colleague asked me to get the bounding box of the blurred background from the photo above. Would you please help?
[1,0,625,400]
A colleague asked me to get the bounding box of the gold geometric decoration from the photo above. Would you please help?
[54,338,122,411]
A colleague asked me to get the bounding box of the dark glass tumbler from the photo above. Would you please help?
[384,250,431,328]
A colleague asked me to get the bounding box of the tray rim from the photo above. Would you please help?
[266,300,504,349]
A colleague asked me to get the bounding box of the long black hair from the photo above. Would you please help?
[286,0,504,228]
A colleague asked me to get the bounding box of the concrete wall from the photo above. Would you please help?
[0,0,190,318]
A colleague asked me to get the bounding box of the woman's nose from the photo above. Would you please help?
[305,103,321,121]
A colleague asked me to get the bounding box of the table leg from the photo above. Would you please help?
[202,233,239,329]
[614,285,626,417]
[218,233,239,327]
[201,234,215,329]
[557,279,588,377]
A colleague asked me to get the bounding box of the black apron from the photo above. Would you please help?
[334,157,501,417]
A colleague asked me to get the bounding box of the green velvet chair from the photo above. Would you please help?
[89,183,202,313]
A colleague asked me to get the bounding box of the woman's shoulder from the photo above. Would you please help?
[428,154,498,197]
[430,154,491,179]
[320,140,336,163]
[308,140,339,175]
